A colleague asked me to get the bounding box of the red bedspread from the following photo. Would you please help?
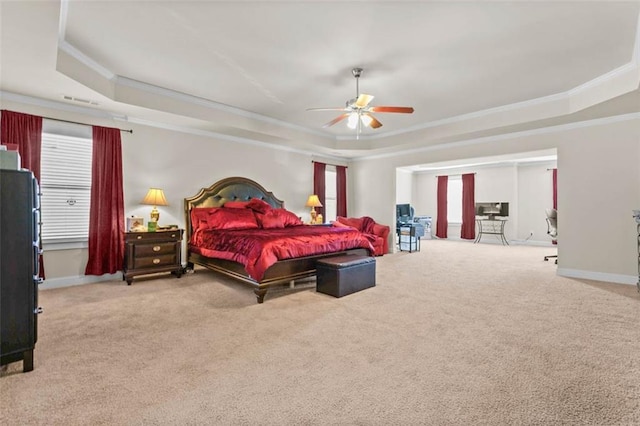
[190,225,375,281]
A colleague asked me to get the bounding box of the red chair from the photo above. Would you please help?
[334,216,391,256]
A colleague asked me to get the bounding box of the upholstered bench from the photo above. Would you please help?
[316,255,376,298]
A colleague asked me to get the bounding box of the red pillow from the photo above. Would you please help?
[191,207,217,231]
[246,198,272,214]
[257,209,303,229]
[207,208,259,230]
[224,201,249,209]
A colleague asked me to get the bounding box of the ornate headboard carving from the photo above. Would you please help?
[184,177,285,241]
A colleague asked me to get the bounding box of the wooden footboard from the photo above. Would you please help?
[188,248,368,303]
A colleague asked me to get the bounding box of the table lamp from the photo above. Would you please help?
[305,194,323,224]
[141,188,168,222]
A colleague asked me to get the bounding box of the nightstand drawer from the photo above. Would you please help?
[135,242,177,257]
[123,229,184,285]
[134,253,176,269]
[126,231,181,243]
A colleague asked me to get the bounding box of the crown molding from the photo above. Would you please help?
[115,76,327,138]
[3,90,638,164]
[56,1,640,146]
[351,112,640,162]
[0,91,121,120]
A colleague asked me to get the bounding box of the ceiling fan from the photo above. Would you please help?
[307,67,414,134]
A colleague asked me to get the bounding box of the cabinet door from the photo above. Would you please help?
[1,171,36,359]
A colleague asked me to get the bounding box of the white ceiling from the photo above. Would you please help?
[1,0,639,159]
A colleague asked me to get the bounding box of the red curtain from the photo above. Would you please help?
[552,168,557,210]
[1,110,42,179]
[436,176,448,238]
[1,110,45,278]
[336,165,347,217]
[460,173,476,240]
[85,126,125,276]
[313,161,326,217]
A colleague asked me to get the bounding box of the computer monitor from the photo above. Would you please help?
[475,202,509,218]
[396,203,412,218]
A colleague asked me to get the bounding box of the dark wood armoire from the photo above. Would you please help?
[0,169,42,372]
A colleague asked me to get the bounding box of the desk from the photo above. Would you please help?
[474,218,509,246]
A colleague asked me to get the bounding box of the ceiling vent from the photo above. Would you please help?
[62,95,99,106]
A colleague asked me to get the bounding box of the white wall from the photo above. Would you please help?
[350,115,640,284]
[4,99,639,286]
[558,120,640,281]
[517,162,556,242]
[410,161,555,242]
[1,100,336,284]
[395,169,413,204]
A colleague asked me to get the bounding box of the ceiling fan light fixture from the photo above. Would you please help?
[347,113,359,129]
[360,114,373,127]
[307,67,414,132]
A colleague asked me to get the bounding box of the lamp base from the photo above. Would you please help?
[150,206,160,223]
[310,208,317,224]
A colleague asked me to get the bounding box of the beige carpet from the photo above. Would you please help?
[1,240,639,425]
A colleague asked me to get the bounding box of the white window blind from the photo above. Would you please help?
[40,132,92,243]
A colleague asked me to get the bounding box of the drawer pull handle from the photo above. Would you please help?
[153,246,161,252]
[137,235,143,239]
[153,258,161,264]
[171,234,176,238]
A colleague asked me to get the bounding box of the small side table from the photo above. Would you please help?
[123,229,183,285]
[474,218,509,245]
[398,225,420,252]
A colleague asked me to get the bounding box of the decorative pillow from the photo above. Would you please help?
[256,208,303,229]
[224,200,249,209]
[207,207,259,230]
[191,207,218,231]
[246,197,272,214]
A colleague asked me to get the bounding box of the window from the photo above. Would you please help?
[40,121,92,245]
[324,166,337,222]
[447,177,462,223]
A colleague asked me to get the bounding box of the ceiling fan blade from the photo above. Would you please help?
[306,107,349,112]
[366,114,383,129]
[323,113,349,128]
[355,94,374,108]
[369,106,414,114]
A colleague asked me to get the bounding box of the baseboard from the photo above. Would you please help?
[557,268,638,286]
[40,272,122,290]
[40,265,638,289]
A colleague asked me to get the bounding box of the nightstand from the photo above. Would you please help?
[123,229,183,285]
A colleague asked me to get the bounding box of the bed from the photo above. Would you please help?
[184,177,374,303]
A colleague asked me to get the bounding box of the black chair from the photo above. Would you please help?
[544,208,558,264]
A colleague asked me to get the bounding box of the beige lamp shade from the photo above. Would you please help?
[305,194,322,224]
[141,188,168,222]
[305,194,323,208]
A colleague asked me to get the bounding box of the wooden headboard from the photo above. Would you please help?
[184,177,284,242]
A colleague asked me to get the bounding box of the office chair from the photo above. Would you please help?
[544,208,558,264]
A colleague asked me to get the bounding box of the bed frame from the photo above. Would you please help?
[184,177,367,303]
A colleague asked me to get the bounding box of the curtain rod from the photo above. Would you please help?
[43,116,133,134]
[434,172,476,178]
[312,160,348,168]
